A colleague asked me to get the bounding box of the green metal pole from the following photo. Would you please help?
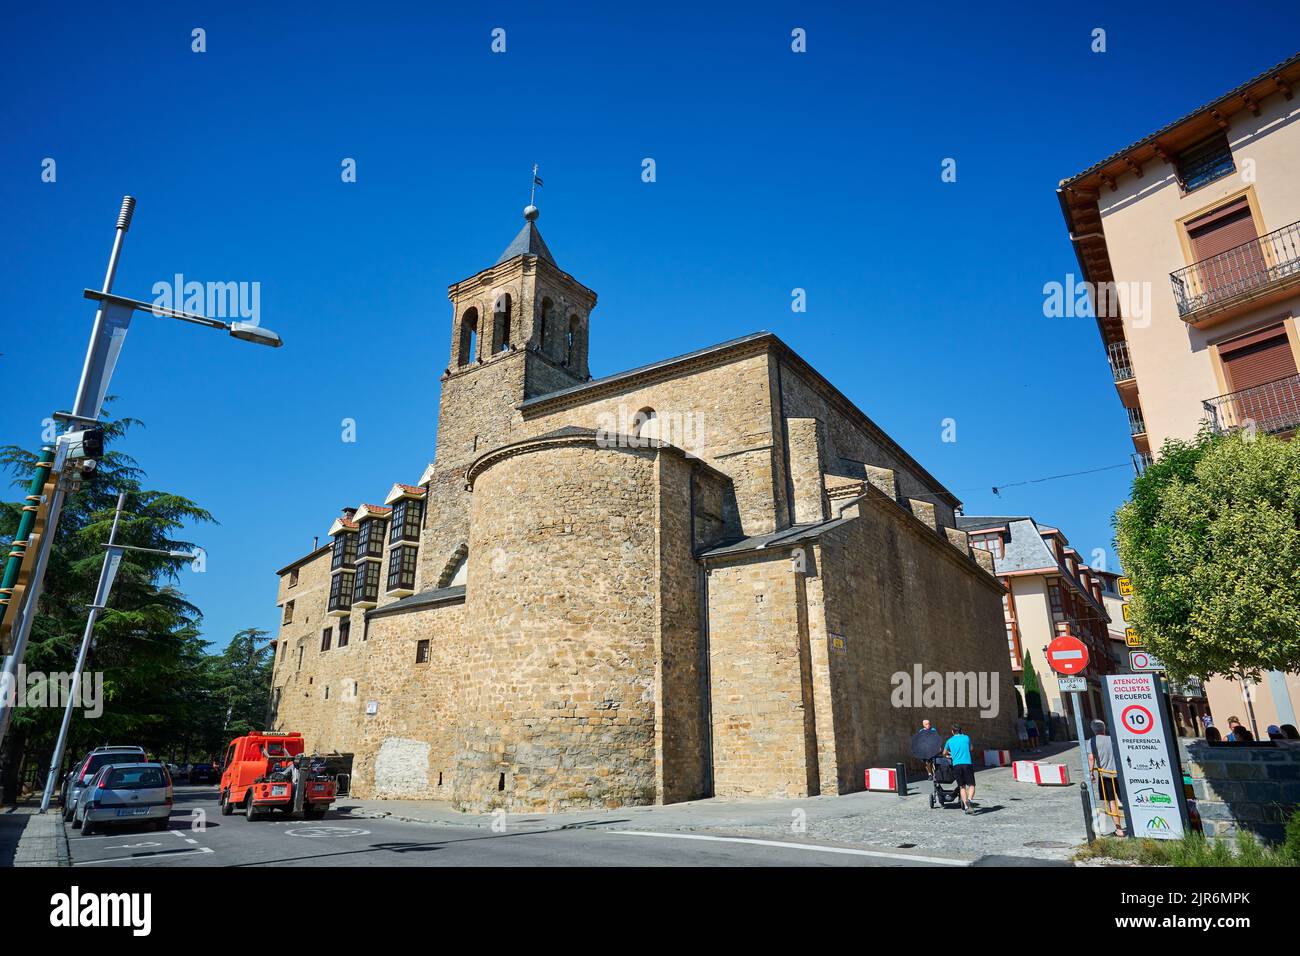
[0,446,55,633]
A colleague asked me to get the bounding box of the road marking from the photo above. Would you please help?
[607,830,969,866]
[168,828,200,845]
[282,822,369,837]
[74,846,215,866]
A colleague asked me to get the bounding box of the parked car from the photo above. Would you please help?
[187,762,217,785]
[60,746,147,822]
[73,762,173,835]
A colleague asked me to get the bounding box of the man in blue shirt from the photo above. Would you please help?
[943,724,976,814]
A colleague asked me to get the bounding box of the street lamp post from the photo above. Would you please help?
[0,196,283,753]
[36,493,197,813]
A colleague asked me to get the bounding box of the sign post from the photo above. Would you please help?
[1047,634,1095,842]
[1103,673,1189,839]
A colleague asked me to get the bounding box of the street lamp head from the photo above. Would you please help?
[229,322,283,348]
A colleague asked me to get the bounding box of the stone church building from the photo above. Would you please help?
[269,204,1016,811]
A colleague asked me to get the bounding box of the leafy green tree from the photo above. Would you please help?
[1115,426,1300,684]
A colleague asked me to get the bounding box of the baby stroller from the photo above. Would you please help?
[911,728,962,809]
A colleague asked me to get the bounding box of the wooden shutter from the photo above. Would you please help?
[1186,198,1268,302]
[1188,198,1258,260]
[1220,326,1296,391]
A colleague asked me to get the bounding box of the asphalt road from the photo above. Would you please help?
[65,785,957,868]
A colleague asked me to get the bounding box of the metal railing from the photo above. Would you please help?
[1172,219,1300,317]
[1107,339,1134,382]
[1203,373,1300,435]
[1127,405,1147,436]
[1131,452,1153,475]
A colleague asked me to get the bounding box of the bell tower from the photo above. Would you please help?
[419,200,598,591]
[436,202,598,471]
[444,204,597,394]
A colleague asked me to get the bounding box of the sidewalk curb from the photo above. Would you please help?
[55,812,71,867]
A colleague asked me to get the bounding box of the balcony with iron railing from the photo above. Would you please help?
[1126,405,1147,437]
[1171,219,1300,324]
[1203,373,1300,436]
[1107,339,1134,383]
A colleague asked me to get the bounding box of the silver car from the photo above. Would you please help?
[73,762,173,836]
[61,745,147,822]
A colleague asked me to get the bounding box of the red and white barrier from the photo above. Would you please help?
[864,768,897,791]
[982,749,1011,767]
[1033,763,1070,785]
[1013,760,1071,785]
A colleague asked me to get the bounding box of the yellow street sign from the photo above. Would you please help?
[1125,628,1142,648]
[1118,577,1133,596]
[1122,604,1132,622]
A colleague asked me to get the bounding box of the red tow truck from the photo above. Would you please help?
[218,731,336,820]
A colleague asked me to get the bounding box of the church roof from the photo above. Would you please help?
[496,220,556,268]
[366,585,466,619]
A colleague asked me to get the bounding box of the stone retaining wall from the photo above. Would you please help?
[1182,738,1300,844]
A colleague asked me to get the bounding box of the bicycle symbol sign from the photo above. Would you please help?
[1121,704,1154,735]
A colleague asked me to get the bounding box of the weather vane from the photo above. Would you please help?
[530,164,543,207]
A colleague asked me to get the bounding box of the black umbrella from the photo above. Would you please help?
[911,728,944,760]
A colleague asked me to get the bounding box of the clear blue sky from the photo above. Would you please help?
[2,3,1296,650]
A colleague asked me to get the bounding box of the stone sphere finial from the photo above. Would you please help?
[523,204,539,222]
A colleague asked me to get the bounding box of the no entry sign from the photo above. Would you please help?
[1046,634,1089,675]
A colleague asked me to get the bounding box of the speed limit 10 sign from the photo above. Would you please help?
[1121,703,1155,735]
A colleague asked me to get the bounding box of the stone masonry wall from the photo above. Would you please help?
[522,349,783,537]
[812,493,1018,788]
[653,450,710,803]
[352,599,467,798]
[455,439,665,810]
[778,359,958,531]
[1183,738,1300,844]
[271,549,365,754]
[786,416,828,524]
[706,553,819,798]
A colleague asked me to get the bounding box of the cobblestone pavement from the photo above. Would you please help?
[336,743,1091,863]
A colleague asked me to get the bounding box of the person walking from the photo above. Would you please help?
[1087,719,1124,837]
[1026,715,1041,754]
[1015,715,1028,752]
[943,723,977,814]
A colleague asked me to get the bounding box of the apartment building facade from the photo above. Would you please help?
[958,515,1115,729]
[1057,54,1300,736]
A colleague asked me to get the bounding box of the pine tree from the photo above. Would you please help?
[0,408,212,798]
